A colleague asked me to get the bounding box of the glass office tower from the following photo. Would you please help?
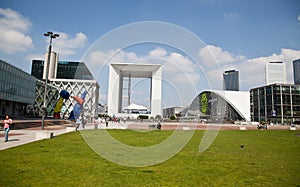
[223,70,239,91]
[293,59,300,84]
[265,62,287,85]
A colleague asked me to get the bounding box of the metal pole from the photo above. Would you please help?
[42,32,59,130]
[41,41,52,130]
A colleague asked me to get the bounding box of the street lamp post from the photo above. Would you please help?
[42,31,59,130]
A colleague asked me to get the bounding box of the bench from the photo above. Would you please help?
[239,126,247,130]
[66,127,77,132]
[35,132,54,140]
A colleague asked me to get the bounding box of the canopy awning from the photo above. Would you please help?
[123,103,147,110]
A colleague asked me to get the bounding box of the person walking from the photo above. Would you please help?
[3,115,13,142]
[105,117,109,127]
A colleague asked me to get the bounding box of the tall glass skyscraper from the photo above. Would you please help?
[223,70,239,91]
[293,59,300,85]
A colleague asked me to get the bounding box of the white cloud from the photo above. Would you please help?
[87,47,199,82]
[88,49,138,65]
[206,69,223,89]
[85,47,203,105]
[298,15,300,22]
[260,48,300,83]
[198,45,247,89]
[52,32,88,57]
[198,45,246,67]
[148,47,167,57]
[111,50,139,63]
[0,8,31,32]
[233,48,300,90]
[0,8,33,53]
[86,45,300,105]
[26,53,45,62]
[86,49,139,79]
[161,52,201,89]
[198,44,300,91]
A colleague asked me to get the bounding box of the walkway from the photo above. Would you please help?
[0,122,128,151]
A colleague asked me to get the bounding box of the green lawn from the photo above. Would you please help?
[0,130,299,186]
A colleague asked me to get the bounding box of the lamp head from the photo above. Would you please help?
[44,32,59,38]
[53,34,59,38]
[44,31,53,37]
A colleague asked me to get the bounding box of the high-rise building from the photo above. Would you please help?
[31,59,93,80]
[223,70,239,91]
[265,62,287,85]
[293,59,300,84]
[42,52,59,80]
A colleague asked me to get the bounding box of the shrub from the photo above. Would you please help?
[170,115,176,120]
[138,115,149,119]
[155,115,161,120]
[98,114,109,118]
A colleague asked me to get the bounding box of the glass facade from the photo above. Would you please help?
[250,84,300,124]
[0,60,36,115]
[293,59,300,84]
[188,91,245,122]
[31,60,93,80]
[223,70,239,91]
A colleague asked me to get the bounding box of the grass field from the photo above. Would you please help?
[0,129,299,186]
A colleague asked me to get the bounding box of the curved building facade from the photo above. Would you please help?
[187,90,250,122]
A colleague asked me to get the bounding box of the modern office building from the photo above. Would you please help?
[265,62,287,85]
[223,70,239,91]
[31,54,99,119]
[163,106,188,119]
[187,90,250,122]
[250,84,300,124]
[0,60,36,116]
[293,59,300,84]
[32,58,93,80]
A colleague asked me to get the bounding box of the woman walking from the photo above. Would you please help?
[3,115,13,142]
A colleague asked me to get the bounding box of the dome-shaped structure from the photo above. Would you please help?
[187,90,250,122]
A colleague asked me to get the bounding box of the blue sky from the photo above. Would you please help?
[1,0,300,107]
